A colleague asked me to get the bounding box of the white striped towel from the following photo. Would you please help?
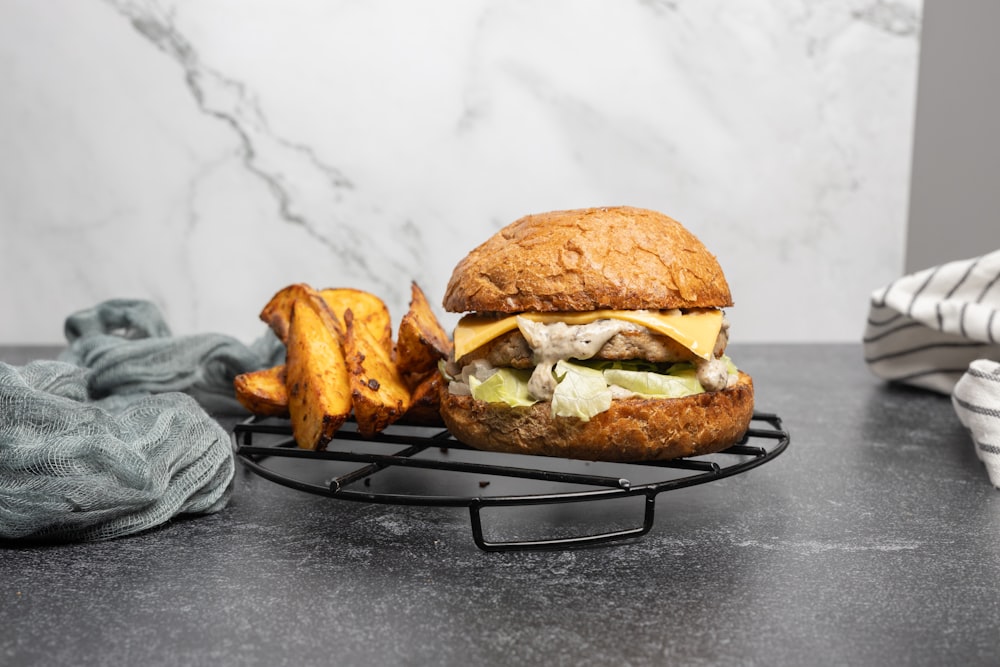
[864,249,1000,486]
[953,360,1000,487]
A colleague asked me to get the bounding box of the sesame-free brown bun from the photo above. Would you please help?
[439,371,755,462]
[443,206,733,314]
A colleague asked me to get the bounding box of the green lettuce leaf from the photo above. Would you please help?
[551,360,612,422]
[469,368,537,407]
[464,355,740,417]
[723,355,738,374]
[602,367,703,398]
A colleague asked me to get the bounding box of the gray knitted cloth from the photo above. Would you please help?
[0,299,283,541]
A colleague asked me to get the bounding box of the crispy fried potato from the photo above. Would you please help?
[261,283,342,344]
[233,364,289,418]
[398,371,446,427]
[344,308,411,437]
[247,280,452,438]
[286,299,351,450]
[320,287,393,354]
[259,283,310,343]
[396,282,452,385]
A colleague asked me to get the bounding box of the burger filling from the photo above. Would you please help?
[443,311,739,422]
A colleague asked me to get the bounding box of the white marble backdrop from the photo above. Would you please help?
[0,0,921,345]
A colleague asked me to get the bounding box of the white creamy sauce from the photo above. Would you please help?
[695,355,729,392]
[448,358,494,396]
[516,316,642,400]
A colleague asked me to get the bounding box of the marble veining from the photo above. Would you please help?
[111,0,417,303]
[0,0,922,344]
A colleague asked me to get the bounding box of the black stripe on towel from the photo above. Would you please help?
[968,365,1000,382]
[976,271,1000,304]
[978,441,1000,456]
[866,310,905,327]
[862,320,923,344]
[907,265,942,317]
[870,283,893,309]
[954,395,1000,419]
[944,257,981,300]
[935,256,980,330]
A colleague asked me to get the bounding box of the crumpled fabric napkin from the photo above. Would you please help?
[0,299,284,541]
[864,250,1000,486]
[59,298,285,413]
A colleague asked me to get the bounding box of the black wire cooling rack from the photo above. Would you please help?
[231,411,789,552]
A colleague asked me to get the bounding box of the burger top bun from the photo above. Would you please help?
[442,206,733,314]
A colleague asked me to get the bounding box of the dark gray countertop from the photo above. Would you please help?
[3,343,1000,666]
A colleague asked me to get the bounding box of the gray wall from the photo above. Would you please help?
[906,0,1000,272]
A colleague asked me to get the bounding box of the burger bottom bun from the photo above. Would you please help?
[439,371,755,462]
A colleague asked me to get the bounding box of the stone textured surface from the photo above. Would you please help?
[0,1,921,344]
[4,343,1000,666]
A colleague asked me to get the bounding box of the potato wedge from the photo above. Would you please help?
[261,283,342,344]
[250,280,451,440]
[398,371,445,427]
[320,287,393,354]
[233,364,289,418]
[396,282,452,384]
[259,283,310,343]
[286,299,351,450]
[344,308,411,437]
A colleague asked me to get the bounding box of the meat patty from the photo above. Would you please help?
[459,320,728,368]
[459,329,534,368]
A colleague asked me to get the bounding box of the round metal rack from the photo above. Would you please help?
[232,411,789,552]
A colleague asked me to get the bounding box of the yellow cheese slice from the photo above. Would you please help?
[453,309,723,361]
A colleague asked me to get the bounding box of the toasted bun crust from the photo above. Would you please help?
[443,206,732,314]
[439,371,754,462]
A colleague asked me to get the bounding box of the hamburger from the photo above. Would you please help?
[437,206,754,462]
